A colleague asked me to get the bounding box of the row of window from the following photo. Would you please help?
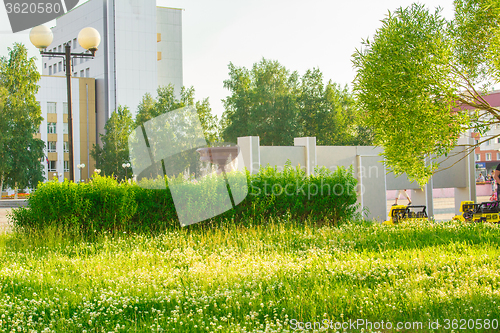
[476,153,500,161]
[47,122,69,134]
[48,64,90,78]
[47,102,68,114]
[48,160,69,172]
[47,141,69,153]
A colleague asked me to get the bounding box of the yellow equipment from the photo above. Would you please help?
[384,205,428,225]
[454,200,500,223]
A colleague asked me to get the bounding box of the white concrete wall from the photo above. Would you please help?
[237,136,474,222]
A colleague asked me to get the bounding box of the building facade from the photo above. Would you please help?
[41,0,183,139]
[473,90,500,176]
[36,76,96,182]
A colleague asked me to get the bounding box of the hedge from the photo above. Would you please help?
[11,163,359,234]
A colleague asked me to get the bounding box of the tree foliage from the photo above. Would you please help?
[352,1,500,185]
[91,106,134,180]
[0,43,44,194]
[221,58,371,146]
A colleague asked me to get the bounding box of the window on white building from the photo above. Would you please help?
[64,161,69,172]
[63,102,68,114]
[47,102,56,114]
[485,140,491,146]
[497,152,500,160]
[86,68,90,78]
[58,45,61,52]
[476,154,481,161]
[486,153,492,161]
[47,141,57,152]
[58,62,62,72]
[49,66,52,75]
[44,63,46,69]
[48,161,57,172]
[80,70,84,77]
[47,122,56,134]
[63,123,68,134]
[63,141,69,153]
[73,38,77,49]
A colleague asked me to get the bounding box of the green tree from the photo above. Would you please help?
[352,1,500,185]
[298,68,372,146]
[222,59,300,146]
[91,106,134,180]
[222,59,371,146]
[0,43,44,197]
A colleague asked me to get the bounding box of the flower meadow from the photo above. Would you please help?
[0,220,499,332]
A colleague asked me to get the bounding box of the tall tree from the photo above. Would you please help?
[221,59,371,147]
[131,84,219,179]
[222,59,300,146]
[91,106,134,180]
[352,0,500,185]
[0,43,44,196]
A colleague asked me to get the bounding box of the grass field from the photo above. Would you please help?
[0,220,499,332]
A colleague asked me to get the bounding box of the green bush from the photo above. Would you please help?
[11,164,358,234]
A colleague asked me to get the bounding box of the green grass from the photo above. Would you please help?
[0,220,500,332]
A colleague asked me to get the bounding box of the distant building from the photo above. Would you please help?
[40,0,183,138]
[35,76,96,182]
[472,90,500,176]
[35,0,183,181]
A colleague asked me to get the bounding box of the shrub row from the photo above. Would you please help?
[11,164,359,234]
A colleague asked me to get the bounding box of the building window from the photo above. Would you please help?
[485,140,491,146]
[497,152,500,160]
[58,45,61,52]
[476,154,481,161]
[73,38,77,49]
[63,141,69,153]
[49,66,52,75]
[47,122,56,134]
[74,72,77,77]
[63,102,68,114]
[497,138,500,144]
[44,63,47,69]
[48,161,57,172]
[486,153,492,161]
[47,141,57,152]
[85,68,90,77]
[80,70,84,77]
[63,123,68,134]
[64,161,69,172]
[47,102,56,114]
[80,57,84,64]
[58,62,62,72]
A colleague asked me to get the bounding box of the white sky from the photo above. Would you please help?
[0,0,455,118]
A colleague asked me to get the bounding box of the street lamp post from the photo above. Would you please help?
[77,163,86,183]
[29,25,100,182]
[122,163,131,180]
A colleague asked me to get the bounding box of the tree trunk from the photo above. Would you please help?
[0,173,3,201]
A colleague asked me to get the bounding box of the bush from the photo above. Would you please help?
[11,164,358,235]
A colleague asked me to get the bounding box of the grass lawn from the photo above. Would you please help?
[0,220,499,332]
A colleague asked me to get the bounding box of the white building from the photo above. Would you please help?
[41,0,183,139]
[35,76,97,182]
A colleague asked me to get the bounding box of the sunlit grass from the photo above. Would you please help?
[0,220,499,332]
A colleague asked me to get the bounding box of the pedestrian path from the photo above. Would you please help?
[0,208,12,233]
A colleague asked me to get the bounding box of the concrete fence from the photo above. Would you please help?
[237,136,476,222]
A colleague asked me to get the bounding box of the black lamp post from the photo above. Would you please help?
[29,25,100,182]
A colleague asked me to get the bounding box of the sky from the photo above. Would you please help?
[0,0,455,118]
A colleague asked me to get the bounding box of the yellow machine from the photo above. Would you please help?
[383,205,428,225]
[453,200,500,223]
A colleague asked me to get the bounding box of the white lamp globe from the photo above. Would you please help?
[78,27,101,51]
[29,25,53,49]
